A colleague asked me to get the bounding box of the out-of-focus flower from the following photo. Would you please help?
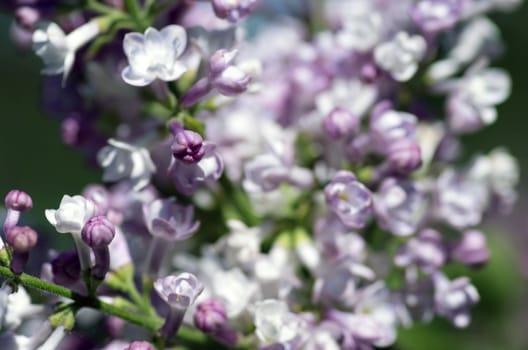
[143,198,199,241]
[211,0,259,22]
[254,299,305,346]
[97,139,156,191]
[411,0,461,33]
[33,20,102,83]
[434,274,479,328]
[374,32,427,82]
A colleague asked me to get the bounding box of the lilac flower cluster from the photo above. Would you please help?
[0,0,522,349]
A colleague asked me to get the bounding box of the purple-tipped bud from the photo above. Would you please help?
[323,108,360,139]
[81,216,115,248]
[210,49,238,77]
[194,299,228,333]
[6,226,38,253]
[451,230,490,267]
[5,189,33,211]
[128,341,155,350]
[387,139,422,174]
[51,250,81,286]
[168,121,205,164]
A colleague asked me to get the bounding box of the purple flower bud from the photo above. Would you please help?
[324,171,372,229]
[373,178,428,236]
[411,0,461,33]
[168,121,205,164]
[209,49,238,77]
[323,108,360,139]
[194,299,228,333]
[5,189,33,211]
[211,0,259,22]
[128,341,155,350]
[81,216,115,248]
[181,78,212,108]
[6,226,38,253]
[51,250,81,286]
[451,230,490,267]
[434,274,479,328]
[386,138,422,174]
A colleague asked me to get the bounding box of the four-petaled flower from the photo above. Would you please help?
[122,25,188,86]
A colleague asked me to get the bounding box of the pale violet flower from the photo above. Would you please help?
[254,299,305,346]
[0,286,43,330]
[45,194,96,270]
[374,32,427,82]
[122,25,188,86]
[33,20,101,83]
[97,139,156,191]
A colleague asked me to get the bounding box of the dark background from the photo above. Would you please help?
[0,3,527,349]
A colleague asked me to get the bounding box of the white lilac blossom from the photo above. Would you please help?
[121,25,188,86]
[411,0,461,33]
[97,139,156,191]
[33,20,102,83]
[254,299,305,346]
[45,194,97,270]
[374,32,427,82]
[336,11,382,52]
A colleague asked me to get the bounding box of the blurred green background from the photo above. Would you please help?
[0,3,527,350]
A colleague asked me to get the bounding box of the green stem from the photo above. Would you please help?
[124,0,146,30]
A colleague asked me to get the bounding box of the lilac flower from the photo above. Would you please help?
[324,171,372,229]
[121,25,188,86]
[434,274,479,328]
[181,48,259,107]
[154,272,204,339]
[33,20,102,83]
[45,194,97,270]
[143,198,199,275]
[3,189,33,236]
[434,169,489,229]
[323,108,360,139]
[395,228,446,272]
[143,198,199,241]
[385,138,423,174]
[373,178,428,236]
[374,32,427,82]
[254,299,305,346]
[370,108,418,151]
[451,230,490,267]
[6,226,38,274]
[81,215,115,280]
[170,143,224,196]
[194,299,238,346]
[211,0,259,22]
[97,139,156,191]
[336,10,382,52]
[128,341,155,350]
[411,0,461,33]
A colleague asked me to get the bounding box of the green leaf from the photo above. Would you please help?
[104,263,134,292]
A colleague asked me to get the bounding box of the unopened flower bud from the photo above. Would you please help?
[194,299,228,333]
[5,189,33,212]
[451,230,490,267]
[15,7,40,30]
[387,138,422,174]
[81,216,115,248]
[168,121,205,164]
[6,226,38,253]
